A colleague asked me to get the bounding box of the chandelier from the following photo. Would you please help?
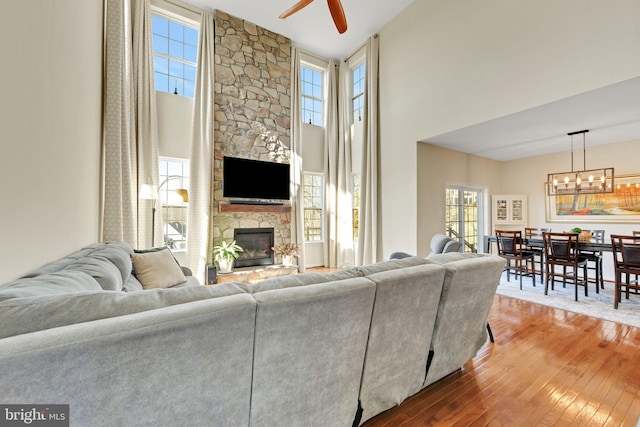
[547,130,614,196]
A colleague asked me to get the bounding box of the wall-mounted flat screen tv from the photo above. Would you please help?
[223,156,290,201]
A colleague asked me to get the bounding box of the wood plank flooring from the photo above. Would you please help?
[362,294,640,427]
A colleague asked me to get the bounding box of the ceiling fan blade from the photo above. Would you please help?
[327,0,347,33]
[279,0,314,19]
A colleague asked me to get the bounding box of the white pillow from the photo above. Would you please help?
[131,249,186,289]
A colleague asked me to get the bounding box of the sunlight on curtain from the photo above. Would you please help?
[290,47,306,272]
[185,11,214,283]
[102,0,160,248]
[357,35,379,266]
[324,60,355,268]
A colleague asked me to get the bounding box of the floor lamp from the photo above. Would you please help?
[139,177,189,247]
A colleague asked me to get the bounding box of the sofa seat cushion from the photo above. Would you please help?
[0,282,247,339]
[131,249,187,289]
[0,271,102,302]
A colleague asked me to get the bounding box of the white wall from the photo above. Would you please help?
[157,92,194,159]
[0,1,103,283]
[379,0,640,259]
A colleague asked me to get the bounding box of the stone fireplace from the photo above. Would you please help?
[234,228,274,267]
[210,10,292,265]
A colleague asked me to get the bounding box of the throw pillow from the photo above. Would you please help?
[131,249,186,289]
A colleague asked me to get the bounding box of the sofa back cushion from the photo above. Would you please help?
[357,263,446,424]
[427,252,479,264]
[248,268,361,293]
[355,256,430,276]
[0,293,257,427]
[65,256,125,291]
[423,254,505,387]
[250,277,375,426]
[0,282,247,339]
[0,271,102,302]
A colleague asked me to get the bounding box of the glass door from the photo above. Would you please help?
[445,187,483,253]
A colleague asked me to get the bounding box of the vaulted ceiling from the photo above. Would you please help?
[183,0,414,60]
[181,1,640,162]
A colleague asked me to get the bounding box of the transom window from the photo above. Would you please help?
[152,14,198,98]
[352,63,365,123]
[303,173,324,241]
[301,65,324,126]
[159,158,190,250]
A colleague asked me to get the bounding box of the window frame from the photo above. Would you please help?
[300,63,325,127]
[351,62,365,124]
[302,172,325,243]
[151,11,199,98]
[158,157,190,251]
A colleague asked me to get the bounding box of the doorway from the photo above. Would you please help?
[445,187,483,253]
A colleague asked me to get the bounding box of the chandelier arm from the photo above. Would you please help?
[571,134,574,172]
[583,132,586,170]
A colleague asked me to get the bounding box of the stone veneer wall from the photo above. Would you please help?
[212,11,292,258]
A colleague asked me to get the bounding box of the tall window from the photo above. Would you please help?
[301,65,324,126]
[152,14,198,97]
[352,63,365,123]
[303,173,324,241]
[159,158,190,250]
[445,187,482,253]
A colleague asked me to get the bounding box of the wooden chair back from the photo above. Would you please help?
[611,235,640,271]
[542,232,581,265]
[524,227,550,239]
[495,230,522,257]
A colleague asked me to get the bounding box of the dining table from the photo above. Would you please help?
[483,235,613,254]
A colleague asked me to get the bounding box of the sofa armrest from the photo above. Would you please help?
[180,266,193,276]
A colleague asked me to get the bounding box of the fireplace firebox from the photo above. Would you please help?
[233,228,275,268]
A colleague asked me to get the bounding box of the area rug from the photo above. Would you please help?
[495,273,640,328]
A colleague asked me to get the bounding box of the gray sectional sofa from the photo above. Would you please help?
[0,242,504,427]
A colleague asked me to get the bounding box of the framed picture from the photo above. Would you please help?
[546,174,640,223]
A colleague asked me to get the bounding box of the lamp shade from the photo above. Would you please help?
[139,184,158,200]
[175,189,189,203]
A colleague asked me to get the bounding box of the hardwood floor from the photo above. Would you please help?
[362,294,640,427]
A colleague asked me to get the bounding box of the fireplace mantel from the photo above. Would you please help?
[218,204,291,213]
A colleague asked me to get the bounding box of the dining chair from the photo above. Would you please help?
[610,234,640,309]
[495,230,537,289]
[581,229,605,293]
[524,227,550,284]
[542,232,588,302]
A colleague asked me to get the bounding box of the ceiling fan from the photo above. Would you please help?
[279,0,348,34]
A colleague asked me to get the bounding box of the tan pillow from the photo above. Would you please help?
[131,249,186,289]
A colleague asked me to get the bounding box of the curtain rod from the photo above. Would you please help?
[296,47,332,64]
[152,0,202,16]
[343,33,377,63]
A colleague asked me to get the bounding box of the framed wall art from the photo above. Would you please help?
[546,174,640,223]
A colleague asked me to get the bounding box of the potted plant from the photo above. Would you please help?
[272,242,299,266]
[212,240,243,273]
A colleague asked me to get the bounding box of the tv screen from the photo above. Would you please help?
[223,156,290,201]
